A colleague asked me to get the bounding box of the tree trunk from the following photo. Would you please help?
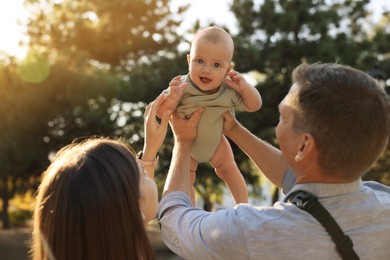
[1,193,10,229]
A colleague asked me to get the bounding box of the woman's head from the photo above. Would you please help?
[32,138,156,260]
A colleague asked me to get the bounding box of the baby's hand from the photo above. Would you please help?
[163,75,188,105]
[225,70,262,112]
[157,75,188,118]
[224,70,251,93]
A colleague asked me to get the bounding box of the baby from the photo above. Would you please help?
[158,26,262,205]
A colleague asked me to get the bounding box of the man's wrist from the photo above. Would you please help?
[224,124,239,139]
[174,138,194,146]
[172,139,193,157]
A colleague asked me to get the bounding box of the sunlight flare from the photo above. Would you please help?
[17,50,50,84]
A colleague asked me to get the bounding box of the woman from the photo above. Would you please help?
[31,94,172,260]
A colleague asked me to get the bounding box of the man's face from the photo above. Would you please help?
[275,84,303,169]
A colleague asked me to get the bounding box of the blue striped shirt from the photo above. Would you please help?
[158,170,390,259]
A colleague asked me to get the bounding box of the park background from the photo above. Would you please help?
[1,0,390,259]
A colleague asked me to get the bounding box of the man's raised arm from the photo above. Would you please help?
[163,108,204,196]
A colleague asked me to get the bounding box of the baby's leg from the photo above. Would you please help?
[210,136,248,204]
[190,158,198,206]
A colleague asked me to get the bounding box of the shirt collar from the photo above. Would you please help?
[289,179,364,198]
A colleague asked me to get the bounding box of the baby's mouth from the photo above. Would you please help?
[200,77,211,83]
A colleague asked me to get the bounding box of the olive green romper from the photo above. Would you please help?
[176,74,245,163]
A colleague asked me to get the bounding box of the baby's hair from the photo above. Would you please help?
[197,26,233,45]
[193,26,234,61]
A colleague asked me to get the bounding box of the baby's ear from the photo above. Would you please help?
[187,54,191,67]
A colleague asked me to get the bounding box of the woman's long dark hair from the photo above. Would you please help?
[32,138,155,260]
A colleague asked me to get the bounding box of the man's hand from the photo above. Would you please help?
[222,110,239,136]
[163,107,204,196]
[170,107,204,143]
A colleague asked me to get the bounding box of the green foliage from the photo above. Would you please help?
[17,50,51,84]
[24,0,187,70]
[118,52,189,103]
[8,209,32,228]
[0,53,53,228]
[364,139,390,186]
[0,50,127,228]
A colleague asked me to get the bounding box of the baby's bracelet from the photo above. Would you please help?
[136,151,159,168]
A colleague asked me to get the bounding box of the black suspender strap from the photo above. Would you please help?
[285,190,359,260]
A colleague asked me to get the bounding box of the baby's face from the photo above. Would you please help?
[187,38,232,93]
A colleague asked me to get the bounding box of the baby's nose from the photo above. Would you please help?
[202,64,211,72]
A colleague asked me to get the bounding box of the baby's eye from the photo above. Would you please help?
[195,59,204,64]
[214,63,221,68]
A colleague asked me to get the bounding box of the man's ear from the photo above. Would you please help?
[295,133,316,162]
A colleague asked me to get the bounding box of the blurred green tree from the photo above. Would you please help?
[0,54,51,228]
[24,0,185,69]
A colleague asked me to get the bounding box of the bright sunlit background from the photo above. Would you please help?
[0,0,389,58]
[0,0,29,58]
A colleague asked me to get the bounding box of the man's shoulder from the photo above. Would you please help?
[362,181,390,207]
[363,181,390,194]
[225,202,296,225]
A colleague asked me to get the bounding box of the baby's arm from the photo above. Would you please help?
[224,70,262,112]
[156,76,187,118]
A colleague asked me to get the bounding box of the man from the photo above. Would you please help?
[159,63,390,259]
